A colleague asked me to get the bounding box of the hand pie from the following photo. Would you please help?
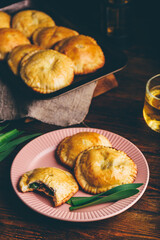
[32,26,79,49]
[19,167,79,207]
[57,132,112,168]
[12,10,55,38]
[7,44,42,75]
[0,11,11,28]
[53,35,105,75]
[74,146,137,194]
[0,28,30,60]
[20,49,74,94]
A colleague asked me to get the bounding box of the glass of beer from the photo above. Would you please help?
[143,74,160,133]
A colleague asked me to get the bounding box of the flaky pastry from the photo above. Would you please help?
[53,35,105,75]
[7,44,42,75]
[32,26,79,49]
[20,49,74,93]
[57,132,112,168]
[0,28,30,60]
[12,10,55,38]
[19,167,79,207]
[0,11,11,28]
[74,146,137,194]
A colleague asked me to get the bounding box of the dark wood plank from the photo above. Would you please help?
[93,74,118,97]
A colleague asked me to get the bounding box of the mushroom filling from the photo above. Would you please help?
[29,182,54,196]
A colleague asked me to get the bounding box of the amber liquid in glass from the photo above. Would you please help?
[143,85,160,132]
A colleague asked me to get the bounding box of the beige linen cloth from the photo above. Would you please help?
[0,73,97,126]
[0,61,117,127]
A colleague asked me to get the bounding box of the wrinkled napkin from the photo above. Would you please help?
[0,59,118,127]
[0,73,97,126]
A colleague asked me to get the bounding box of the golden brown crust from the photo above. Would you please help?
[0,11,11,28]
[32,26,79,49]
[74,146,137,194]
[0,28,30,60]
[7,44,42,75]
[20,49,74,94]
[57,132,112,168]
[19,167,79,207]
[32,27,44,44]
[12,10,55,38]
[53,35,105,75]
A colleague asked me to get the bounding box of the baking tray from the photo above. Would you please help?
[0,0,127,99]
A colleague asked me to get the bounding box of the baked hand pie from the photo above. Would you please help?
[0,28,30,60]
[57,132,112,168]
[12,10,55,38]
[32,26,79,49]
[20,49,74,93]
[53,35,105,75]
[19,167,79,207]
[7,44,42,75]
[74,146,137,194]
[0,11,11,28]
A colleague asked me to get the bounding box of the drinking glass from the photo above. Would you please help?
[143,74,160,133]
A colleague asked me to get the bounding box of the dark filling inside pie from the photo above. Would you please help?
[29,182,54,196]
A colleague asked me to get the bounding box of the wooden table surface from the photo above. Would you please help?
[0,1,160,239]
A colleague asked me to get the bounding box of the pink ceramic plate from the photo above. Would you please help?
[10,128,149,222]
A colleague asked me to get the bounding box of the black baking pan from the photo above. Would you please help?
[0,0,127,99]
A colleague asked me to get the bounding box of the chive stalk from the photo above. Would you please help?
[0,123,9,131]
[68,183,143,206]
[0,129,24,146]
[0,147,16,162]
[0,133,41,153]
[69,189,139,211]
[0,124,42,162]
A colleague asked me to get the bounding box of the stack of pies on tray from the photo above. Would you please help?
[0,9,105,94]
[19,131,137,207]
